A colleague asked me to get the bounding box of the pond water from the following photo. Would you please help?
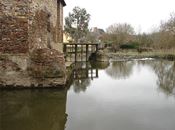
[0,59,175,130]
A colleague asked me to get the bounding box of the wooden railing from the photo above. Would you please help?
[63,43,99,62]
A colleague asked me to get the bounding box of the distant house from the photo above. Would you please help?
[90,27,105,43]
[63,33,73,43]
[0,0,66,53]
[90,27,105,35]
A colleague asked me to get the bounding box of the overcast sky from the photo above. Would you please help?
[64,0,175,33]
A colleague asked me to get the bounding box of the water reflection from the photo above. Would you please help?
[0,89,67,130]
[90,61,110,70]
[71,62,100,93]
[157,62,175,96]
[106,60,175,96]
[1,60,175,130]
[138,60,175,96]
[106,61,134,79]
[73,79,91,93]
[66,59,175,130]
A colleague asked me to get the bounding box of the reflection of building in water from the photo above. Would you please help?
[0,90,67,130]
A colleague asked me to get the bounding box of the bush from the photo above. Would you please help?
[120,42,139,49]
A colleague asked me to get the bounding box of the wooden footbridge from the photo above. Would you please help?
[63,43,99,62]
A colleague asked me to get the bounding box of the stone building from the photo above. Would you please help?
[0,0,66,53]
[0,0,67,87]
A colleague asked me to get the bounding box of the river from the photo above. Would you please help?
[0,59,175,130]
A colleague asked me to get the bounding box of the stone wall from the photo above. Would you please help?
[0,0,29,54]
[28,0,64,52]
[0,0,64,54]
[28,0,58,51]
[57,2,64,43]
[0,0,67,87]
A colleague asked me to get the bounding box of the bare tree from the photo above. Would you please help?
[106,23,134,35]
[155,12,175,49]
[160,12,175,35]
[136,33,153,48]
[147,12,175,49]
[106,23,135,51]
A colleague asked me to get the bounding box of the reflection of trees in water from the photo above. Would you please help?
[153,61,175,96]
[73,79,91,93]
[106,61,134,79]
[138,60,175,96]
[90,61,110,70]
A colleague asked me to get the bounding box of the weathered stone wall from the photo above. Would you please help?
[0,0,29,54]
[0,0,64,53]
[28,0,59,51]
[0,0,66,87]
[57,2,64,43]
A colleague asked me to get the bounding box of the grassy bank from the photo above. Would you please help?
[108,49,175,61]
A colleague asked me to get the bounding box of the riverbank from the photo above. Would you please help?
[108,49,175,61]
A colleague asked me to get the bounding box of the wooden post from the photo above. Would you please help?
[81,45,83,61]
[96,69,98,78]
[70,45,73,60]
[86,44,89,62]
[63,44,66,53]
[63,44,67,61]
[75,44,77,62]
[86,64,88,78]
[96,44,98,52]
[91,68,93,80]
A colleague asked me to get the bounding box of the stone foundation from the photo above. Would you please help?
[0,0,67,88]
[89,50,109,62]
[0,53,66,88]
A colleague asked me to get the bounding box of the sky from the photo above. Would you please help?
[64,0,175,33]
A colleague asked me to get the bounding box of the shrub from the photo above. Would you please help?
[120,42,139,49]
